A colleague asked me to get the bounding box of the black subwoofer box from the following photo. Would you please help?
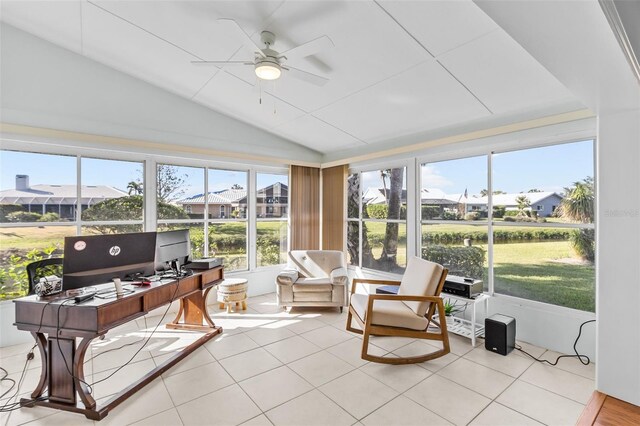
[485,314,516,356]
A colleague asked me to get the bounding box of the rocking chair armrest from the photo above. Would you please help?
[351,278,401,294]
[366,294,443,304]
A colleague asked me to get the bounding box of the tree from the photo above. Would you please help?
[515,195,531,215]
[379,168,403,270]
[157,165,188,202]
[480,189,506,197]
[231,183,244,190]
[559,177,595,261]
[528,188,543,193]
[127,180,143,195]
[81,195,188,234]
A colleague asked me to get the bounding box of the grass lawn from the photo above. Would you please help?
[0,226,75,252]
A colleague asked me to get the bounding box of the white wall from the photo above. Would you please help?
[0,23,321,164]
[476,0,640,406]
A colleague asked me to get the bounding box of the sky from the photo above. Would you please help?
[0,151,287,198]
[2,140,592,197]
[360,140,594,196]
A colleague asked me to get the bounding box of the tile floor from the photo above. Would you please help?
[0,292,595,426]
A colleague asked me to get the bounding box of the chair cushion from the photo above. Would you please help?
[288,250,345,278]
[350,293,429,331]
[398,257,444,316]
[292,277,333,292]
[294,292,332,302]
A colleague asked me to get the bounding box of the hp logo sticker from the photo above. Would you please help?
[109,246,121,256]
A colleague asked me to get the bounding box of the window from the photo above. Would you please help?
[0,151,77,299]
[349,167,407,273]
[156,164,205,258]
[256,172,288,267]
[81,157,144,234]
[420,156,488,283]
[492,140,595,311]
[208,169,248,271]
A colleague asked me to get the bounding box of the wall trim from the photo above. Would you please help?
[0,122,322,168]
[321,109,595,168]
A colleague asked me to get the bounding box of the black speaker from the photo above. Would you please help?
[485,314,516,356]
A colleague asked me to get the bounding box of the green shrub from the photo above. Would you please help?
[6,211,42,222]
[503,216,516,222]
[570,229,595,262]
[0,245,58,300]
[464,212,480,221]
[39,212,61,222]
[366,204,388,219]
[422,206,441,220]
[422,245,485,279]
[0,204,24,222]
[492,205,506,218]
[442,210,461,220]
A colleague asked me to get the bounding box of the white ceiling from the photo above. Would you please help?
[0,0,581,154]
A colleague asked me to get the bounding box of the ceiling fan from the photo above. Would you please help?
[191,18,334,86]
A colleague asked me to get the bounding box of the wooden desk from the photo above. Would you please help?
[13,266,223,420]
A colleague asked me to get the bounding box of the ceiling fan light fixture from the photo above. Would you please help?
[255,62,281,80]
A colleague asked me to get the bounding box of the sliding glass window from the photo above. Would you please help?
[492,140,595,311]
[256,172,288,267]
[420,156,488,284]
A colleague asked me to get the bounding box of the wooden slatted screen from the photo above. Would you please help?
[321,165,347,251]
[290,165,320,250]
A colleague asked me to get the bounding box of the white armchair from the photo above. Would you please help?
[276,250,348,311]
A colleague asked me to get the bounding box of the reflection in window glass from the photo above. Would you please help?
[81,224,144,235]
[257,221,287,267]
[208,169,248,219]
[157,223,206,260]
[256,173,288,219]
[421,156,487,221]
[157,164,204,220]
[0,150,76,222]
[492,227,595,311]
[421,224,488,285]
[81,158,144,222]
[208,222,247,271]
[0,225,75,299]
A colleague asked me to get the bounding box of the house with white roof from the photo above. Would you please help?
[0,175,127,220]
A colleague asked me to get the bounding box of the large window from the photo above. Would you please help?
[1,146,290,300]
[348,167,407,273]
[420,156,488,284]
[256,172,288,267]
[492,141,595,311]
[208,169,248,271]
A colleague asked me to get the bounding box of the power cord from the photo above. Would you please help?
[515,319,596,366]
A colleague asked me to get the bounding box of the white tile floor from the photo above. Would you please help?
[0,292,594,426]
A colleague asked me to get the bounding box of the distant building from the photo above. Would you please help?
[0,175,127,220]
[466,192,563,217]
[178,182,288,219]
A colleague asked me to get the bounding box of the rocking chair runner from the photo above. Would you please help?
[346,257,450,365]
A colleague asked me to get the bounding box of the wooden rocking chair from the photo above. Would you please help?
[346,257,450,364]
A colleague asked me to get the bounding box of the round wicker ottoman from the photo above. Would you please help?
[217,278,248,313]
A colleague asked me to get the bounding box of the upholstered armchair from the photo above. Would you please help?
[276,250,348,311]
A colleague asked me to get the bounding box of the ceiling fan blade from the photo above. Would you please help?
[218,18,266,58]
[283,66,329,86]
[191,61,253,66]
[280,35,334,61]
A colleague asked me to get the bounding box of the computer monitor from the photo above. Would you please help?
[155,229,191,276]
[63,232,157,290]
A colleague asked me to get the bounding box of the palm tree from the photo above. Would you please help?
[515,195,531,215]
[559,177,595,261]
[127,180,143,195]
[380,169,390,205]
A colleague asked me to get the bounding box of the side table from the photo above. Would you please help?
[217,278,248,313]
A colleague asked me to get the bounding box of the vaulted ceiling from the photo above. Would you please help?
[0,1,583,155]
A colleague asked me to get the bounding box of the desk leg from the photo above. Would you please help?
[74,338,96,410]
[30,332,48,399]
[167,289,218,332]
